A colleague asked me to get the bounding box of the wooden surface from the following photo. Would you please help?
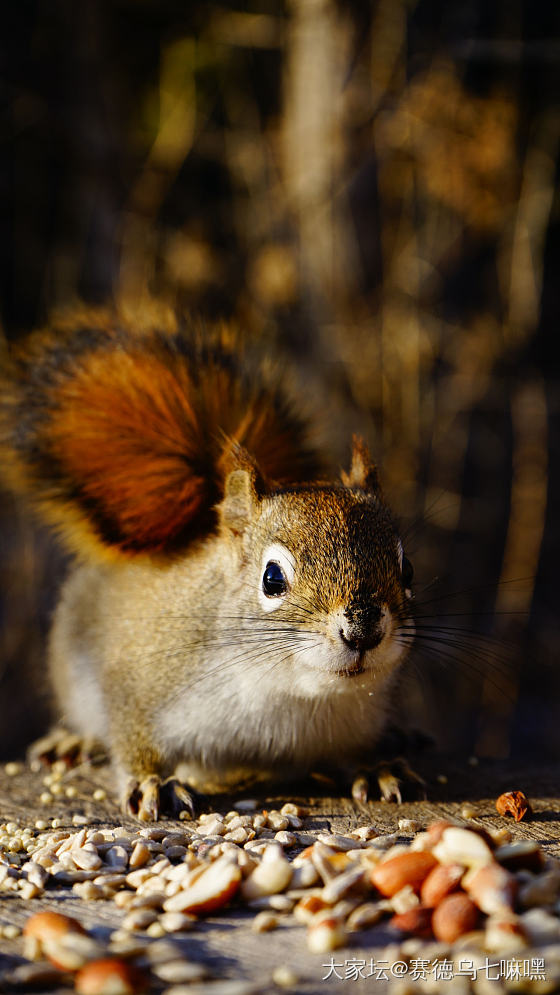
[1,757,560,993]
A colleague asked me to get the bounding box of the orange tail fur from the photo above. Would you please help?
[1,315,319,558]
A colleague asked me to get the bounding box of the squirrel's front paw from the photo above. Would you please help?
[123,775,197,821]
[352,758,427,806]
[28,727,107,769]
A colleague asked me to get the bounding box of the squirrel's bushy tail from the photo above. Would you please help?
[1,314,319,558]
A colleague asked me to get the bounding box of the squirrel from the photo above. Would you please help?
[1,312,416,820]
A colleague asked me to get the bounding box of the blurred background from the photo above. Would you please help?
[1,0,558,766]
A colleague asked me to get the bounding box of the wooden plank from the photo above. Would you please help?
[1,759,560,993]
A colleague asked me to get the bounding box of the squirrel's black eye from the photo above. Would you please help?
[402,556,414,589]
[262,561,288,598]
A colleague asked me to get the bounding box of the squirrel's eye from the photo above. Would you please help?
[402,556,414,589]
[262,561,288,598]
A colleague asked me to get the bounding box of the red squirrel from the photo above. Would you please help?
[1,313,415,819]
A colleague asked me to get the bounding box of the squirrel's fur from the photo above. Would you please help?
[1,312,414,820]
[1,314,319,558]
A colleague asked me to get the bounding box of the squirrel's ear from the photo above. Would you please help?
[341,436,382,496]
[219,445,263,536]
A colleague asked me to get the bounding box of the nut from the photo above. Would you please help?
[398,819,420,833]
[310,842,345,883]
[72,847,103,871]
[518,867,560,908]
[432,893,480,943]
[75,958,148,995]
[152,959,209,983]
[24,861,49,890]
[272,966,299,988]
[484,913,528,952]
[23,910,86,962]
[122,909,158,931]
[1,963,68,988]
[424,820,456,845]
[370,851,438,897]
[128,842,150,868]
[390,905,433,938]
[201,817,227,837]
[159,911,196,933]
[252,911,280,932]
[125,868,152,889]
[240,853,292,901]
[321,865,366,904]
[163,855,242,914]
[290,863,319,889]
[520,907,560,945]
[307,916,347,953]
[351,825,378,841]
[495,790,532,822]
[463,862,517,914]
[390,884,420,915]
[294,893,330,924]
[490,827,512,846]
[144,938,186,964]
[317,833,363,852]
[346,901,387,931]
[105,846,129,870]
[420,863,464,906]
[247,893,294,913]
[432,827,494,868]
[46,932,107,971]
[494,840,545,873]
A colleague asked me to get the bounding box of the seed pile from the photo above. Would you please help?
[2,805,560,993]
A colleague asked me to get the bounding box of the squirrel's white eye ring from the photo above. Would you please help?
[262,561,288,597]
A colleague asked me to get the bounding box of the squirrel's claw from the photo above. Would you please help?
[123,774,197,821]
[160,777,197,819]
[138,776,161,822]
[124,775,161,821]
[351,758,427,806]
[375,765,404,804]
[351,773,371,806]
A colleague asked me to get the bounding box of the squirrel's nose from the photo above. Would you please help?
[339,628,383,653]
[339,604,384,652]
